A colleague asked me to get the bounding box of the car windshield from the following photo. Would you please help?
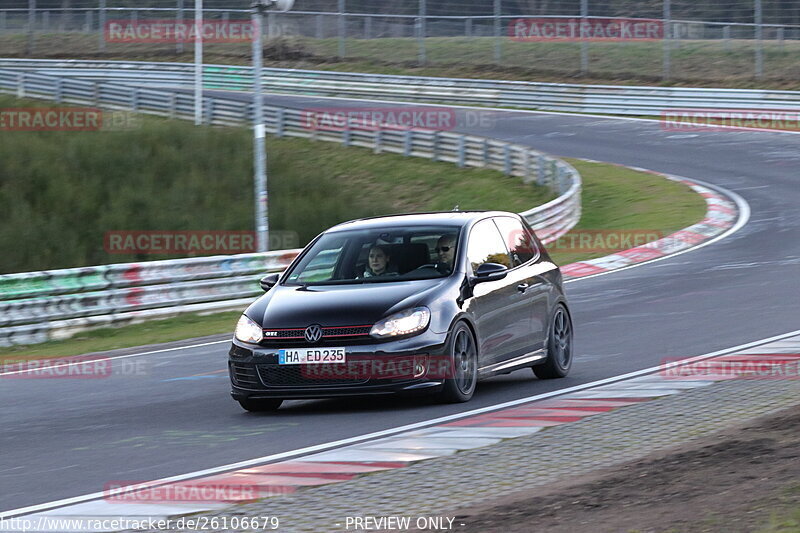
[283,225,461,285]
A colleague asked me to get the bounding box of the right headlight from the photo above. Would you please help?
[234,314,263,344]
[370,307,431,339]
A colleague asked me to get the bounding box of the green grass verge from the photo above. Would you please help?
[547,158,707,265]
[0,158,707,360]
[0,94,553,273]
[3,32,799,90]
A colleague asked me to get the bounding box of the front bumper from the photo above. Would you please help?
[228,329,449,400]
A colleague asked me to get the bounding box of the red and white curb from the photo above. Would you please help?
[4,332,798,532]
[561,167,741,280]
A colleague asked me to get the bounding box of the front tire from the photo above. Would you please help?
[436,322,478,403]
[533,304,573,379]
[238,398,283,412]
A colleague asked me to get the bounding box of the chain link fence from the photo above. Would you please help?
[0,1,798,81]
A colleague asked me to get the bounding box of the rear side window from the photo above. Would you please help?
[493,216,539,267]
[466,219,511,273]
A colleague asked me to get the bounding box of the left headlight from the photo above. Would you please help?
[370,307,431,339]
[235,314,263,344]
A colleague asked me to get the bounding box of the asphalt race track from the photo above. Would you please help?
[2,92,799,513]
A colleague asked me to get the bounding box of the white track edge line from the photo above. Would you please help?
[3,327,798,519]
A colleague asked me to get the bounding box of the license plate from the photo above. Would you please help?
[278,348,346,365]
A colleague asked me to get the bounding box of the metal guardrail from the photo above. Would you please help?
[0,66,581,347]
[2,59,798,116]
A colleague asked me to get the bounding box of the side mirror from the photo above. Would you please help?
[473,262,508,283]
[260,273,279,291]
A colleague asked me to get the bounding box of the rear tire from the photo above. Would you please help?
[238,398,283,412]
[533,304,573,379]
[436,322,478,403]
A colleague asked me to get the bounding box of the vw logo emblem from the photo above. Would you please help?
[304,324,323,343]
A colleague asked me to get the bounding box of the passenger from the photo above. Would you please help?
[360,245,397,278]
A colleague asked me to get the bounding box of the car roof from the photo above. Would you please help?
[325,211,520,233]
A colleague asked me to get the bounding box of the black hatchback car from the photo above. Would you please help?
[229,211,573,411]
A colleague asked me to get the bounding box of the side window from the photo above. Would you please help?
[467,219,511,273]
[494,216,539,267]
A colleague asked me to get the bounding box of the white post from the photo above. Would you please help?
[194,0,203,125]
[253,6,268,252]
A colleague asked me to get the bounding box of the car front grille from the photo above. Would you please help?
[260,325,373,347]
[256,364,369,387]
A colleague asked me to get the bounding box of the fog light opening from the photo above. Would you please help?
[414,356,427,378]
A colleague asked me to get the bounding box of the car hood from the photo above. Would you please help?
[246,278,447,328]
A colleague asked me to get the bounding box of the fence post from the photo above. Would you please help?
[276,108,285,137]
[169,92,177,119]
[93,82,101,106]
[374,129,383,154]
[432,132,440,161]
[17,72,25,99]
[315,14,323,39]
[482,139,490,167]
[662,0,671,80]
[503,145,512,175]
[418,0,426,66]
[537,155,546,185]
[457,136,466,168]
[55,78,63,103]
[364,15,371,39]
[83,11,91,33]
[777,26,784,51]
[343,123,351,146]
[43,11,49,32]
[204,97,213,125]
[465,17,472,38]
[0,12,5,33]
[723,25,731,51]
[580,0,588,75]
[99,0,106,53]
[176,0,184,54]
[337,0,345,58]
[493,0,502,64]
[755,0,763,78]
[26,0,36,56]
[404,130,413,156]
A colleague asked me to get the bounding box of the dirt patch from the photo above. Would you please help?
[450,406,800,533]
